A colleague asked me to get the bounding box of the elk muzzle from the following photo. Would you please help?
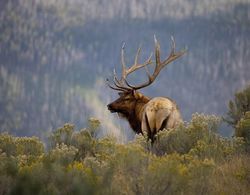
[107,103,116,113]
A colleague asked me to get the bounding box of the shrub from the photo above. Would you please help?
[140,114,243,162]
[0,114,249,194]
[49,123,75,148]
[235,111,250,152]
[0,133,16,156]
[0,133,44,157]
[224,85,250,127]
[210,155,250,195]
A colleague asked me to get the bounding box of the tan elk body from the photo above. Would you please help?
[107,36,185,142]
[141,97,182,140]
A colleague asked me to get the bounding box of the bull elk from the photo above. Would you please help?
[107,36,186,143]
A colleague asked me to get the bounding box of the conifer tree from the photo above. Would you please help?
[224,85,250,127]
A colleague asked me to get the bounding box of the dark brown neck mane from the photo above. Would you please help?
[125,95,150,134]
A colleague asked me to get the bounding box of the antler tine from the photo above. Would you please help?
[107,43,133,92]
[107,42,141,92]
[154,35,161,67]
[113,68,132,91]
[123,44,152,74]
[121,42,127,82]
[144,53,153,77]
[106,78,126,91]
[161,36,186,66]
[113,69,123,87]
[134,47,141,66]
[170,36,175,54]
[106,67,130,92]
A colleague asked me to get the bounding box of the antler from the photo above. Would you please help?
[107,42,153,91]
[125,36,186,90]
[107,36,186,91]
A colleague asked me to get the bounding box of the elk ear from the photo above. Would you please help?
[132,90,142,99]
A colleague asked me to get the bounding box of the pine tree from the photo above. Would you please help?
[224,85,250,127]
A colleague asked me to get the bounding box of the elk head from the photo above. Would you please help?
[107,90,145,114]
[107,36,186,136]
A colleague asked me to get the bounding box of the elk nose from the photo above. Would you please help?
[107,104,115,112]
[107,104,112,110]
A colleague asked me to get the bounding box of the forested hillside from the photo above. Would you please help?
[0,0,249,139]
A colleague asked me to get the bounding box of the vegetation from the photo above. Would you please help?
[224,84,250,151]
[1,0,250,137]
[236,111,250,152]
[0,112,249,195]
[224,85,250,127]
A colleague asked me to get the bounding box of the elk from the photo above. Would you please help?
[107,36,186,143]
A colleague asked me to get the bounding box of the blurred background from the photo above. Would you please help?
[0,0,249,141]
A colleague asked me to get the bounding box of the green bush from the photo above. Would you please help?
[0,133,44,157]
[235,111,250,152]
[0,133,16,156]
[210,155,250,195]
[139,114,243,162]
[0,114,249,195]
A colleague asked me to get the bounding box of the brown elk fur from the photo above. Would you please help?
[107,90,182,141]
[108,90,150,134]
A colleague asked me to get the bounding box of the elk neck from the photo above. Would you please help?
[127,94,150,134]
